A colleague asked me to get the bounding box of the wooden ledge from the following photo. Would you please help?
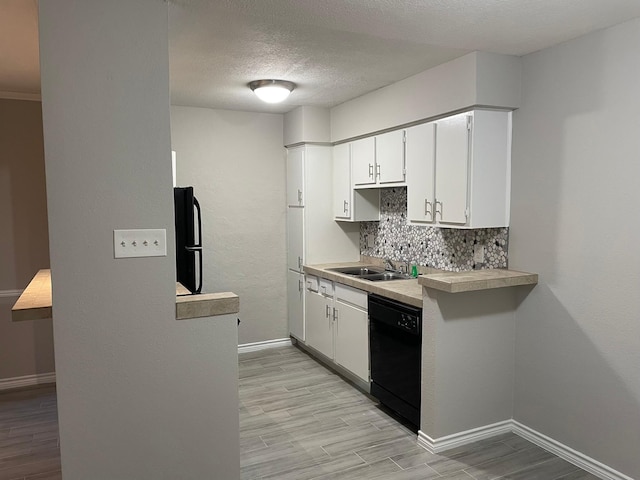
[418,269,538,293]
[12,269,240,321]
[175,292,239,320]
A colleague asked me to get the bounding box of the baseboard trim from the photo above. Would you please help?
[418,420,632,480]
[511,421,633,480]
[0,289,23,298]
[0,372,56,391]
[418,420,512,453]
[238,338,292,354]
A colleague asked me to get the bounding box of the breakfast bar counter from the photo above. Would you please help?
[11,269,239,322]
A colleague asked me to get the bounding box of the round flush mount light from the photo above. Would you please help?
[249,79,296,104]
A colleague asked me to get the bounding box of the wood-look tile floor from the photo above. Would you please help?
[0,385,60,480]
[0,346,598,480]
[239,346,598,480]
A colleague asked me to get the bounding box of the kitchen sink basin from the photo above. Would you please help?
[328,266,412,282]
[362,272,413,282]
[328,266,385,276]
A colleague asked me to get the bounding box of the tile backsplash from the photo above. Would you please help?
[360,187,508,271]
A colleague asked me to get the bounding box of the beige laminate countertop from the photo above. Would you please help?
[305,262,538,303]
[304,263,424,307]
[11,269,239,322]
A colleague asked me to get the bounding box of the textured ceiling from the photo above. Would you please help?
[2,0,640,112]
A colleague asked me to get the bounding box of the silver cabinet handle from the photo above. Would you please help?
[376,164,381,179]
[368,163,374,178]
[434,200,443,218]
[343,200,348,213]
[425,199,432,219]
[325,304,331,318]
[298,256,302,269]
[297,189,302,204]
[298,279,303,292]
[333,308,338,321]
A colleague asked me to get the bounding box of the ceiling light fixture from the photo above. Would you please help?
[249,79,296,104]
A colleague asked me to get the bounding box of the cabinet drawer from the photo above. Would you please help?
[305,275,319,292]
[319,278,334,297]
[335,283,367,310]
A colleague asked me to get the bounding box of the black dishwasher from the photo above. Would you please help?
[369,294,422,427]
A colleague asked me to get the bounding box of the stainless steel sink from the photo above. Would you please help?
[362,272,413,282]
[327,266,412,281]
[328,266,385,276]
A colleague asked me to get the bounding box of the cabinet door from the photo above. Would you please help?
[334,300,369,382]
[435,114,470,225]
[287,271,304,341]
[332,143,351,219]
[376,130,405,184]
[351,137,376,186]
[286,207,304,272]
[406,123,436,223]
[305,291,333,359]
[286,147,304,206]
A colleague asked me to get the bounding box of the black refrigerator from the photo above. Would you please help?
[174,186,202,294]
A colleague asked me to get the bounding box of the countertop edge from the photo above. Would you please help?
[175,292,240,320]
[418,270,539,293]
[11,269,240,321]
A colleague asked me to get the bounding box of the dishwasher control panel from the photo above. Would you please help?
[397,314,419,334]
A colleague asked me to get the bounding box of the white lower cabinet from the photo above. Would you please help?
[333,284,369,382]
[287,270,305,341]
[304,277,369,383]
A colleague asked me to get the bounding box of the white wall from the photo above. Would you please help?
[0,99,54,382]
[170,106,287,345]
[330,52,521,142]
[510,17,640,479]
[39,1,238,478]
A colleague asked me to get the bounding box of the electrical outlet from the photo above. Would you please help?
[367,234,375,249]
[473,245,485,263]
[114,229,167,258]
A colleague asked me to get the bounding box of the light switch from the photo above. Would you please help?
[114,229,167,258]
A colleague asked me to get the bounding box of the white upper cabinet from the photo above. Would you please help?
[286,146,304,206]
[333,143,352,219]
[351,137,376,186]
[406,122,436,223]
[375,130,405,184]
[352,132,405,187]
[435,114,470,225]
[407,110,511,229]
[332,144,380,222]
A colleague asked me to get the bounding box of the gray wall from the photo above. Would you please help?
[39,1,238,478]
[170,106,287,345]
[0,98,54,381]
[510,17,640,479]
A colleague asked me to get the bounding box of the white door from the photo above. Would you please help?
[286,207,304,272]
[334,300,369,382]
[406,123,436,223]
[287,271,304,341]
[435,113,470,225]
[332,143,351,219]
[286,147,304,206]
[351,137,376,186]
[375,130,405,184]
[305,291,333,359]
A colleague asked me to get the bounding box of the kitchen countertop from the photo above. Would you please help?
[304,263,424,307]
[418,268,538,293]
[11,269,239,322]
[305,262,537,304]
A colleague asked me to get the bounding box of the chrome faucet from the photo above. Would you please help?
[384,258,396,272]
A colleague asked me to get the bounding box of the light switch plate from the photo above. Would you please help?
[473,245,485,263]
[114,229,167,258]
